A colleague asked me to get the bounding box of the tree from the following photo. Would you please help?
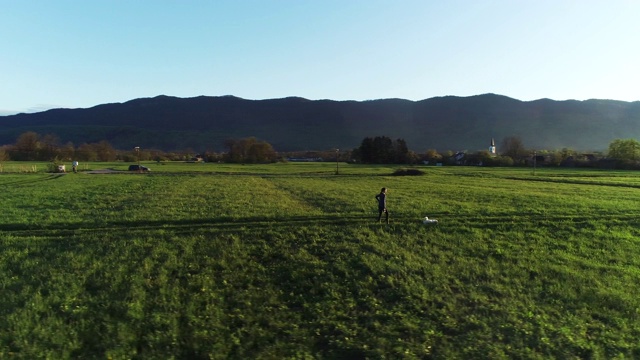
[404,150,420,164]
[356,136,412,164]
[423,149,442,164]
[608,138,640,162]
[247,142,276,163]
[356,137,374,163]
[14,131,41,160]
[40,133,60,160]
[500,136,527,162]
[373,136,393,163]
[76,143,98,161]
[0,147,6,160]
[473,150,494,166]
[224,137,276,163]
[60,141,76,161]
[95,141,117,161]
[547,148,575,166]
[392,138,410,163]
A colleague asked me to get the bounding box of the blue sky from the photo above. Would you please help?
[1,0,639,115]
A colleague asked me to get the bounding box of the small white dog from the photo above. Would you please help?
[423,216,438,224]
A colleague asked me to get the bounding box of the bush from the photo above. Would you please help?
[47,159,65,173]
[391,168,425,176]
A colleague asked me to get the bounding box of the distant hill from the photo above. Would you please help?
[1,94,639,152]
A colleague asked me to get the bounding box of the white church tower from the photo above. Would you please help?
[489,138,496,155]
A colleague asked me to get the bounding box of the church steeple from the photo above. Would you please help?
[489,138,496,154]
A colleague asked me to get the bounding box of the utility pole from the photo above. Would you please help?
[335,149,339,175]
[135,146,140,172]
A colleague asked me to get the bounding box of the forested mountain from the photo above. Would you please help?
[1,94,639,152]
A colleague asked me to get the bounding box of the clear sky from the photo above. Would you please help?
[1,0,639,115]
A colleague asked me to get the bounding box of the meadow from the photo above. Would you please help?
[1,162,639,359]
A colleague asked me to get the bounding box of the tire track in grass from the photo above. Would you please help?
[504,176,640,189]
[2,212,638,238]
[0,215,371,237]
[0,173,65,188]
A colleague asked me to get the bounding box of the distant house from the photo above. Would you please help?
[189,155,204,162]
[454,152,465,165]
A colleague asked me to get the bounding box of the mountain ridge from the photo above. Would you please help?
[1,94,639,152]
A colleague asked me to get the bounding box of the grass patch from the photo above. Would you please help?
[1,163,639,358]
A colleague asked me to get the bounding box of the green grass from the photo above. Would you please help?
[1,163,639,359]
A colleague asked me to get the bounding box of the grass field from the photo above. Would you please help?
[1,162,639,359]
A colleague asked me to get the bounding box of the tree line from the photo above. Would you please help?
[0,132,280,164]
[1,131,639,169]
[352,135,640,169]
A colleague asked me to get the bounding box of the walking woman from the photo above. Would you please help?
[375,187,389,223]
